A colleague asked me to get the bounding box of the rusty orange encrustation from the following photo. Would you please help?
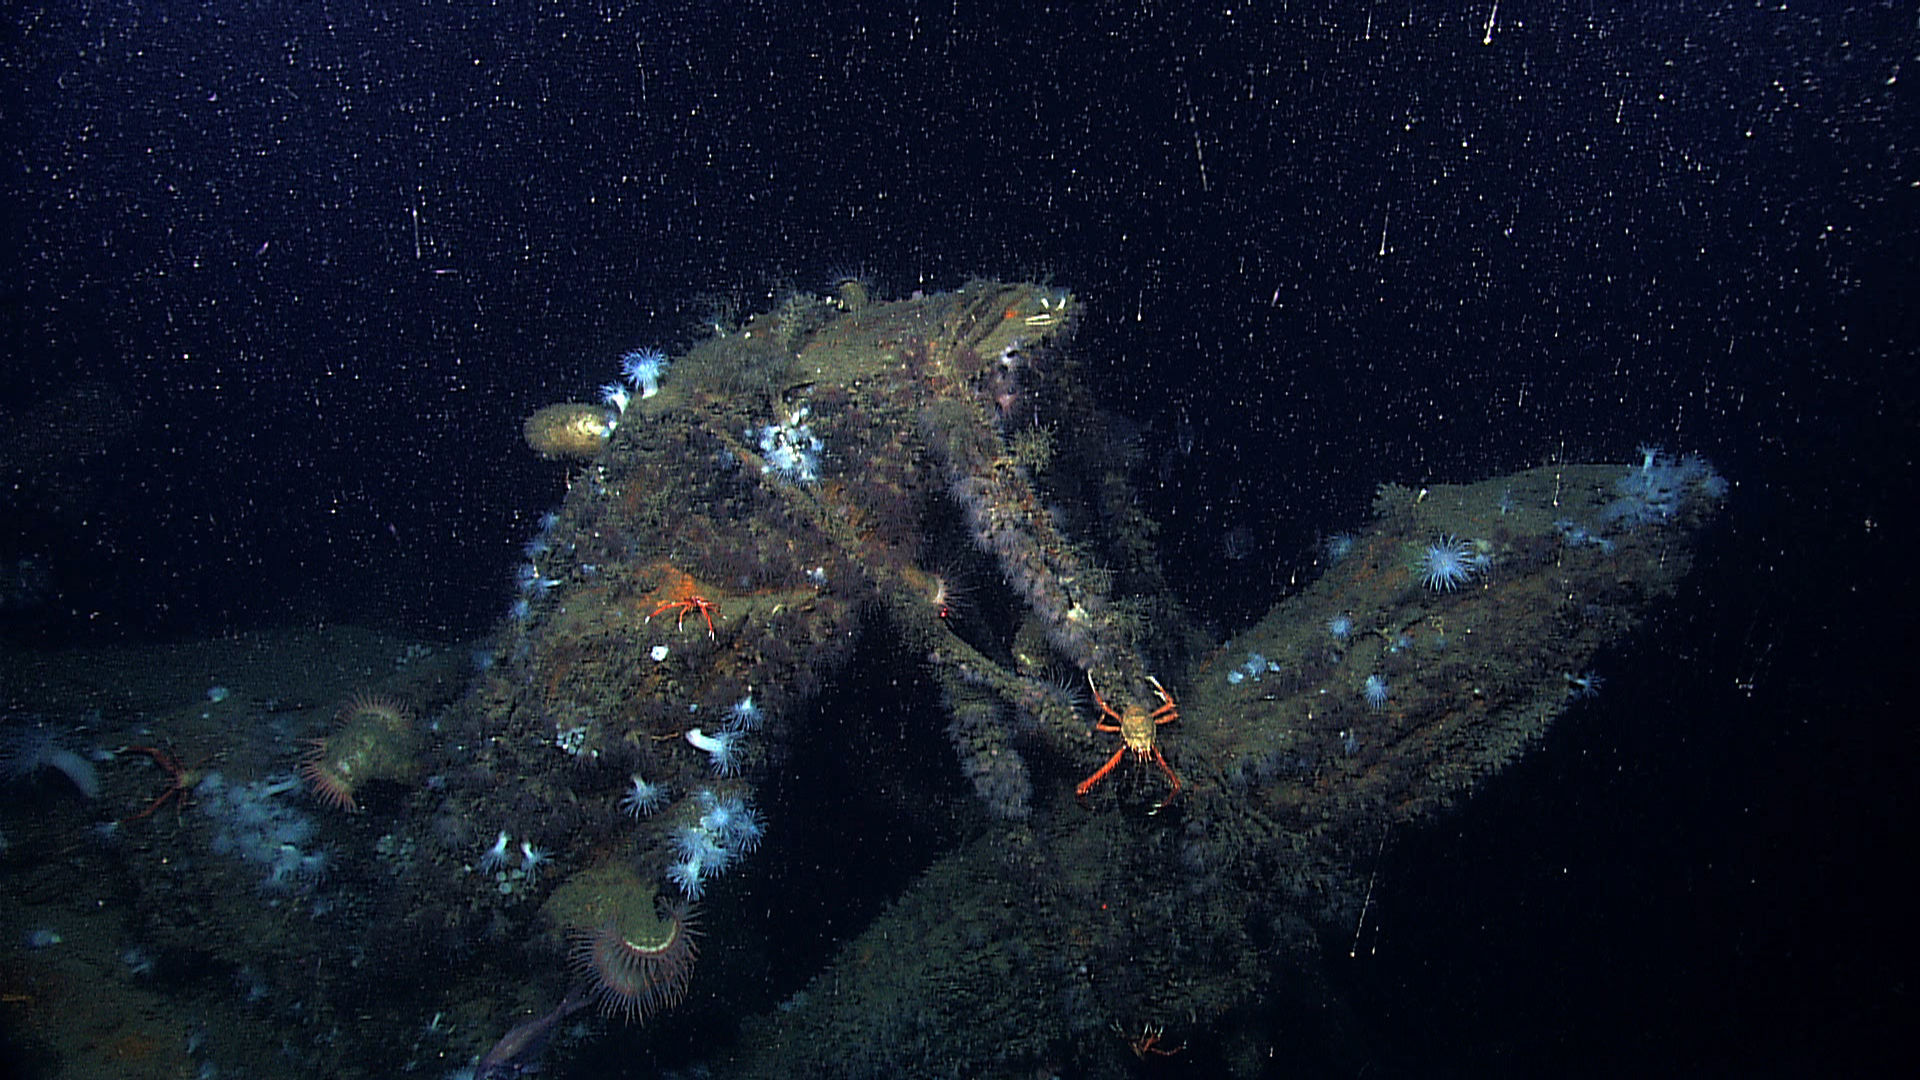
[1075,672,1181,813]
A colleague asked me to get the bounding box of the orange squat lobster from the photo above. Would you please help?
[1076,673,1181,813]
[1116,1020,1185,1059]
[649,594,719,639]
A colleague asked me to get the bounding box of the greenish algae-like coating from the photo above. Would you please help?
[717,461,1723,1078]
[226,282,1724,1078]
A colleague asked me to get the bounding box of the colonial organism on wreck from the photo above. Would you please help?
[387,280,1724,1077]
[521,401,615,461]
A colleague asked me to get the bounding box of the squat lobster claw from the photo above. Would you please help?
[1075,672,1181,813]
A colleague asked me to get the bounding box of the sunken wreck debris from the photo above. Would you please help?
[416,280,1720,1074]
[711,445,1723,1077]
[34,281,1720,1077]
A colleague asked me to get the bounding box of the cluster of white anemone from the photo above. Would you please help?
[755,406,824,483]
[600,347,671,423]
[665,789,764,901]
[658,695,768,900]
[476,829,551,882]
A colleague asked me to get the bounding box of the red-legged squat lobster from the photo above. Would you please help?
[1075,672,1180,813]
